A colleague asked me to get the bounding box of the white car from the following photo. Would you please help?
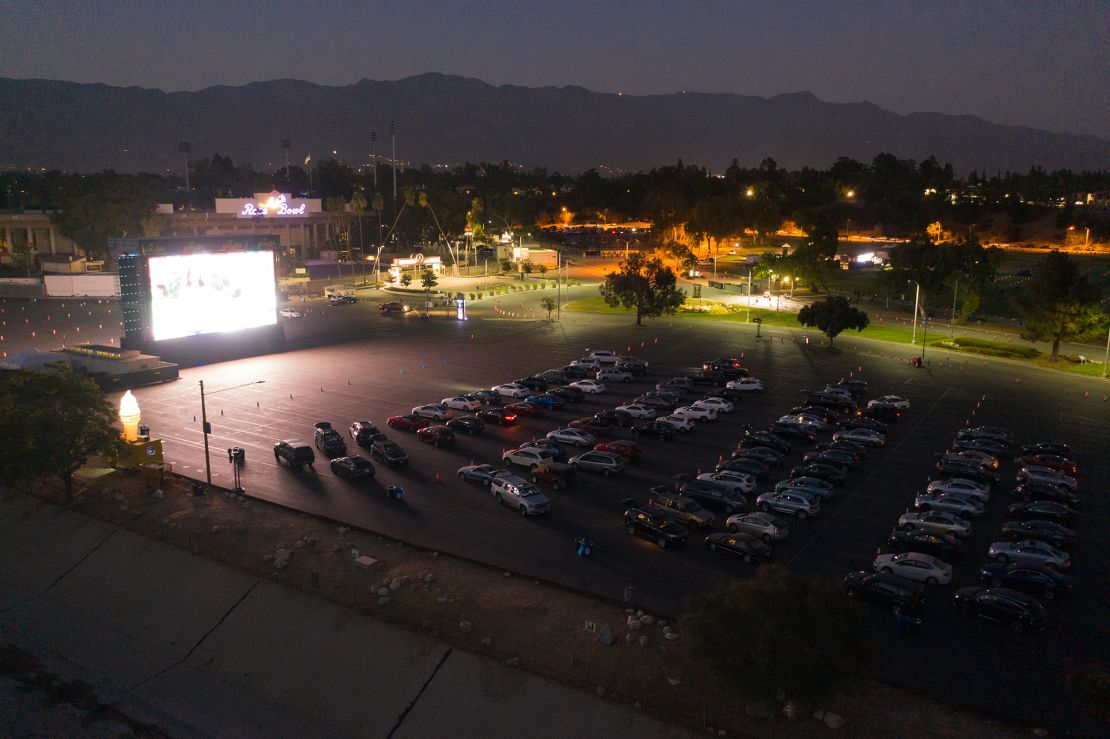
[988,540,1071,570]
[597,367,633,383]
[926,478,990,503]
[656,415,695,433]
[1017,465,1077,492]
[725,512,789,542]
[546,428,596,447]
[697,471,756,495]
[673,405,716,422]
[501,447,554,470]
[873,552,953,585]
[441,396,481,412]
[411,403,450,421]
[570,357,601,371]
[898,510,971,538]
[615,403,657,419]
[490,474,551,516]
[868,395,911,411]
[694,396,734,413]
[832,428,886,447]
[948,449,1000,470]
[914,492,985,518]
[279,308,301,318]
[726,377,764,392]
[492,383,530,398]
[779,413,824,431]
[588,350,619,364]
[820,386,854,401]
[570,379,607,394]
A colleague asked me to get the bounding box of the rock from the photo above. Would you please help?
[423,573,435,583]
[339,526,349,534]
[389,578,402,591]
[596,686,606,697]
[657,620,668,627]
[664,632,679,641]
[113,492,124,502]
[431,551,439,557]
[377,587,391,596]
[211,525,221,533]
[436,596,448,603]
[821,710,845,729]
[627,619,643,632]
[636,609,644,617]
[624,633,636,643]
[662,625,672,634]
[597,624,616,646]
[503,571,511,578]
[718,731,727,737]
[638,635,651,647]
[638,614,654,625]
[273,559,289,570]
[744,702,774,720]
[665,676,681,686]
[505,657,521,668]
[459,621,473,633]
[378,596,391,605]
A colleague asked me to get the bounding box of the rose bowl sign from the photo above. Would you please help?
[240,193,306,218]
[217,192,319,219]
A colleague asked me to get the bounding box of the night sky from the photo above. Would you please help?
[1,0,1107,140]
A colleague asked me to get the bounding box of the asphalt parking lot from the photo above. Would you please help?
[10,295,1110,733]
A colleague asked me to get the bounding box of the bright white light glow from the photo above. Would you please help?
[148,252,277,341]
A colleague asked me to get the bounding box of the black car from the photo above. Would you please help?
[770,421,816,443]
[623,507,688,548]
[935,457,999,485]
[706,386,747,402]
[560,365,590,379]
[816,439,868,458]
[951,436,1010,458]
[884,528,962,561]
[952,587,1048,632]
[739,431,790,455]
[845,570,926,615]
[1019,442,1073,459]
[789,405,841,425]
[457,463,510,486]
[1000,519,1077,548]
[537,369,568,384]
[705,532,771,563]
[616,358,649,375]
[838,416,888,434]
[806,393,857,413]
[548,386,585,402]
[446,415,486,435]
[833,378,868,396]
[678,480,747,514]
[730,446,784,467]
[370,439,409,467]
[1007,501,1077,526]
[803,449,859,469]
[313,422,348,458]
[630,419,676,441]
[979,562,1072,601]
[516,376,548,392]
[860,404,901,422]
[956,426,1013,446]
[716,457,771,479]
[478,408,518,426]
[330,455,375,480]
[789,462,846,485]
[328,295,358,305]
[687,370,726,386]
[349,421,386,448]
[1012,481,1080,508]
[468,389,501,405]
[593,409,634,428]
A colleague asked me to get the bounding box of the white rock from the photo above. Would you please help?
[638,635,651,647]
[378,596,391,605]
[664,632,679,641]
[627,619,643,632]
[662,625,672,634]
[624,633,636,643]
[350,548,360,558]
[597,624,616,646]
[211,525,221,533]
[639,614,654,625]
[459,621,473,633]
[338,526,349,534]
[389,578,402,591]
[436,596,448,603]
[503,571,511,578]
[423,573,435,583]
[823,711,845,729]
[377,587,390,596]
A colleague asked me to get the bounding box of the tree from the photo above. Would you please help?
[599,252,686,326]
[685,567,874,713]
[349,191,368,255]
[399,272,413,288]
[797,296,870,344]
[540,296,556,320]
[50,174,156,259]
[420,268,438,290]
[1013,250,1105,361]
[0,366,118,500]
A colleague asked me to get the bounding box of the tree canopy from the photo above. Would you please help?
[0,366,119,498]
[49,174,156,259]
[797,296,870,343]
[599,252,686,325]
[684,566,875,712]
[1013,250,1105,361]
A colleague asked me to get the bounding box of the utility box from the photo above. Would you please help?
[112,437,164,470]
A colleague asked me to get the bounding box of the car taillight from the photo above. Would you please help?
[505,415,516,421]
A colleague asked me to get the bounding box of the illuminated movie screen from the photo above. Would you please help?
[148,251,277,341]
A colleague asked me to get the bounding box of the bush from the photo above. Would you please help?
[938,336,1041,359]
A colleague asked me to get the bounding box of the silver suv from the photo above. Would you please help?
[490,474,552,516]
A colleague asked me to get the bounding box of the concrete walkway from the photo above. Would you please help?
[0,494,689,738]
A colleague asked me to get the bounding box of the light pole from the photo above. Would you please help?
[199,379,265,489]
[910,280,921,347]
[556,250,561,322]
[949,277,961,337]
[746,267,754,324]
[177,142,191,213]
[1103,322,1110,378]
[375,243,386,284]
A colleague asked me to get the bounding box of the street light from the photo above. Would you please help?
[949,277,961,337]
[746,266,754,324]
[199,379,265,489]
[1103,321,1110,379]
[909,280,921,348]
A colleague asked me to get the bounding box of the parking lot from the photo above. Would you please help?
[44,298,1106,733]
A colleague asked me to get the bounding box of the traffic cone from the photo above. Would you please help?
[434,472,442,483]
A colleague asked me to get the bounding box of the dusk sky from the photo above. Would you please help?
[2,0,1107,140]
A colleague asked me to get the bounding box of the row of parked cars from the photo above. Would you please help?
[846,421,1080,633]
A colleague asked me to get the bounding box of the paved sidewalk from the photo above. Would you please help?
[0,494,689,738]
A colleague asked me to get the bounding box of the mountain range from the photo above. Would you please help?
[2,73,1108,175]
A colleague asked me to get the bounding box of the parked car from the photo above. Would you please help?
[697,471,756,495]
[726,512,789,542]
[570,357,601,371]
[518,438,569,462]
[370,439,409,467]
[873,552,952,585]
[647,489,716,529]
[530,462,578,491]
[594,409,634,427]
[273,440,315,469]
[979,562,1071,600]
[884,528,962,562]
[952,587,1047,632]
[656,377,693,394]
[548,386,585,402]
[692,397,734,414]
[775,476,834,499]
[446,415,485,435]
[703,357,746,375]
[327,295,357,305]
[570,379,607,394]
[672,405,716,422]
[457,464,510,487]
[677,480,746,514]
[410,403,449,421]
[957,425,1013,445]
[945,449,1000,470]
[515,376,547,392]
[838,416,889,434]
[1000,519,1076,548]
[330,455,375,481]
[656,415,696,433]
[478,408,518,426]
[490,474,551,516]
[379,301,409,313]
[988,540,1071,570]
[731,446,784,467]
[705,532,771,563]
[616,358,650,375]
[503,447,559,471]
[594,439,641,462]
[313,422,348,458]
[755,490,821,519]
[868,395,911,411]
[546,428,596,447]
[349,421,386,447]
[1007,501,1076,526]
[951,436,1010,457]
[739,431,790,454]
[788,462,847,485]
[770,421,816,443]
[726,377,764,392]
[934,457,998,485]
[560,365,590,379]
[416,425,455,448]
[442,396,482,412]
[506,402,546,418]
[914,491,985,518]
[629,419,676,441]
[492,383,530,398]
[1012,481,1080,508]
[1017,466,1077,492]
[687,370,726,386]
[279,308,302,318]
[832,428,886,447]
[568,450,627,476]
[1019,442,1072,459]
[615,403,657,419]
[802,449,859,469]
[587,349,619,364]
[926,478,990,503]
[898,510,971,538]
[597,367,634,383]
[568,416,608,433]
[845,571,926,615]
[525,393,566,409]
[386,414,432,432]
[623,507,688,548]
[716,457,770,479]
[832,378,869,396]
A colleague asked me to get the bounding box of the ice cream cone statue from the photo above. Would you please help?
[119,390,141,442]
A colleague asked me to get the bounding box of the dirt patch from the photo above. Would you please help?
[24,466,1030,738]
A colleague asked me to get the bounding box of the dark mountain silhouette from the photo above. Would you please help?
[2,73,1107,174]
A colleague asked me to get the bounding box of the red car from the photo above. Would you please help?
[594,439,642,462]
[507,402,545,418]
[1018,454,1079,477]
[417,425,456,447]
[569,416,607,433]
[387,414,432,431]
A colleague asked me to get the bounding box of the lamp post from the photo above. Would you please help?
[1103,322,1110,379]
[199,379,265,489]
[746,266,754,324]
[909,280,921,347]
[375,243,386,284]
[949,277,961,337]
